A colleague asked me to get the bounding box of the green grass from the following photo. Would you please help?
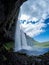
[34,41,49,48]
[3,42,14,51]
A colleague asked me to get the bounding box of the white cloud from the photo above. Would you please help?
[19,0,49,21]
[20,21,46,37]
[19,14,30,20]
[19,0,49,37]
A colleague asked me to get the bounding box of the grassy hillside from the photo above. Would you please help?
[26,35,39,46]
[35,41,49,48]
[26,34,49,48]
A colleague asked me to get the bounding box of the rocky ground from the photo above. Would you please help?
[0,49,49,65]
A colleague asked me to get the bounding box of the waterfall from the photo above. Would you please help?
[14,20,21,51]
[14,20,32,52]
[21,30,28,49]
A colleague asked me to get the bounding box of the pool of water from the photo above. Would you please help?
[19,47,49,56]
[27,48,49,56]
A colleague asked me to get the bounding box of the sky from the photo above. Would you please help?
[18,0,49,42]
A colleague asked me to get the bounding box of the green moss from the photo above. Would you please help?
[3,42,14,51]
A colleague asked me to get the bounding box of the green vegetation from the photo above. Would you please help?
[33,41,49,48]
[3,42,14,51]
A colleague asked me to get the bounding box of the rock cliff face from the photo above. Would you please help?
[0,0,27,43]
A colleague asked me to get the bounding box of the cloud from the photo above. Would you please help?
[19,14,30,20]
[20,20,46,37]
[19,0,49,20]
[19,0,49,37]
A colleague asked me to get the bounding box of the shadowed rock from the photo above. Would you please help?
[0,0,27,43]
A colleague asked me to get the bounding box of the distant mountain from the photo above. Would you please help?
[25,34,39,46]
[25,34,49,48]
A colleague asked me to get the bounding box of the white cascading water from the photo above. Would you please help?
[21,30,28,49]
[14,20,32,52]
[21,30,32,50]
[14,20,21,51]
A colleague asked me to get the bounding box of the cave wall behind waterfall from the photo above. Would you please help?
[0,0,27,44]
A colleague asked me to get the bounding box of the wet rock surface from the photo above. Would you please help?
[0,0,27,43]
[0,52,49,65]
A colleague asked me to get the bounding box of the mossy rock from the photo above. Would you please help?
[3,42,14,51]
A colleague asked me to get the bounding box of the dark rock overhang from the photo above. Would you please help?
[0,0,27,42]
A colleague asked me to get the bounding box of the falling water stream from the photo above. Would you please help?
[14,20,32,52]
[14,20,21,51]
